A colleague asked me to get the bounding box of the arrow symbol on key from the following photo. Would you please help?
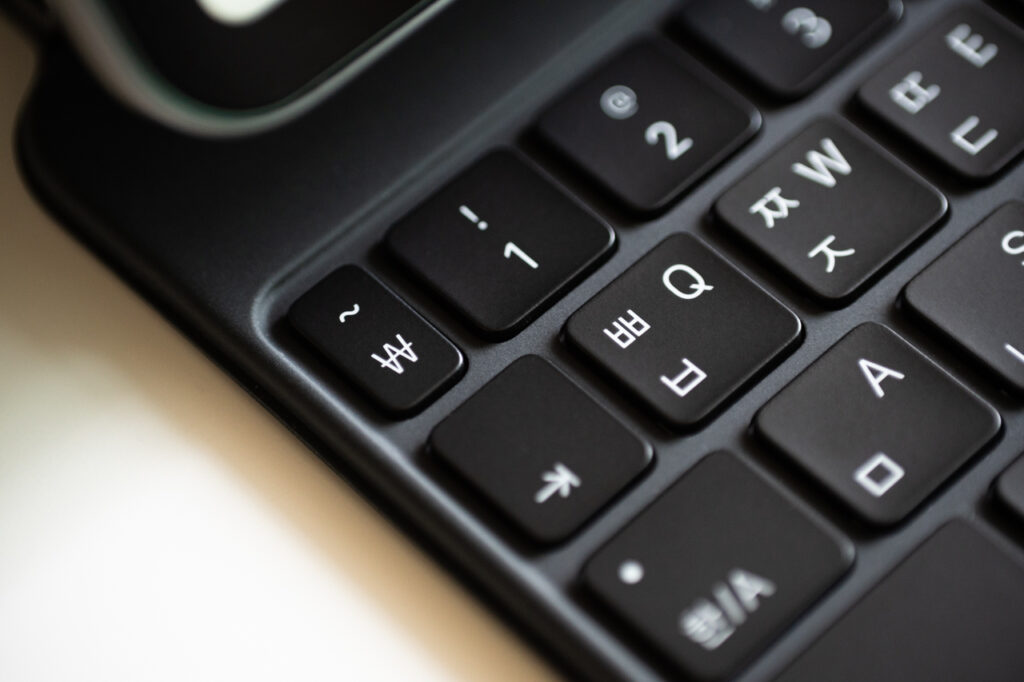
[534,463,581,504]
[1006,343,1024,365]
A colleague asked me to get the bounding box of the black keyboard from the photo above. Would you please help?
[16,0,1024,680]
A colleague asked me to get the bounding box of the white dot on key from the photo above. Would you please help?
[618,560,645,585]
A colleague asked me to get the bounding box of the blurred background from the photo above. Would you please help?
[0,13,558,682]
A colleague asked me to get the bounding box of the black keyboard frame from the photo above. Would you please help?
[16,1,1024,679]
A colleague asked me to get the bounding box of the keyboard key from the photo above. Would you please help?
[757,323,1000,525]
[679,0,901,98]
[565,234,801,429]
[387,151,614,338]
[584,452,851,681]
[288,266,464,415]
[859,5,1024,180]
[996,455,1024,524]
[905,202,1024,395]
[536,41,760,212]
[430,356,651,544]
[779,522,1024,682]
[715,118,947,303]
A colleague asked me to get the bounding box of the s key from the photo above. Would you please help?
[905,202,1024,395]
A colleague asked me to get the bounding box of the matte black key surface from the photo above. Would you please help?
[779,522,1024,682]
[679,0,900,98]
[716,118,947,302]
[386,151,614,338]
[585,452,851,682]
[905,202,1024,395]
[430,356,651,544]
[536,41,760,212]
[288,266,464,415]
[565,234,801,429]
[997,455,1024,523]
[757,323,1000,525]
[859,5,1024,179]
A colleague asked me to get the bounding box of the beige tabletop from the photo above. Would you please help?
[0,15,559,682]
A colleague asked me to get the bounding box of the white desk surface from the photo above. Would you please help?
[0,17,560,682]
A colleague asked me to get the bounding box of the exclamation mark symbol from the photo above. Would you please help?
[459,204,488,230]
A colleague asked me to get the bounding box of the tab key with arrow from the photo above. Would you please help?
[431,356,651,544]
[535,464,581,504]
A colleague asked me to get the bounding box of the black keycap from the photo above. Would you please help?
[905,202,1024,395]
[288,266,464,415]
[996,455,1024,523]
[859,5,1024,180]
[584,452,852,682]
[715,118,947,303]
[679,0,901,98]
[387,151,614,338]
[757,323,1000,525]
[536,41,760,213]
[565,234,801,430]
[779,522,1024,682]
[430,356,651,544]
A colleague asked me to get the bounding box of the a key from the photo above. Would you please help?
[678,0,901,98]
[859,5,1024,180]
[564,234,801,430]
[536,41,760,213]
[584,452,852,681]
[997,455,1024,524]
[779,522,1024,682]
[757,323,1000,525]
[288,265,464,415]
[430,356,651,544]
[904,202,1024,395]
[715,118,947,303]
[386,151,614,338]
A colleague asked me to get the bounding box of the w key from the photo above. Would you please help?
[716,118,946,303]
